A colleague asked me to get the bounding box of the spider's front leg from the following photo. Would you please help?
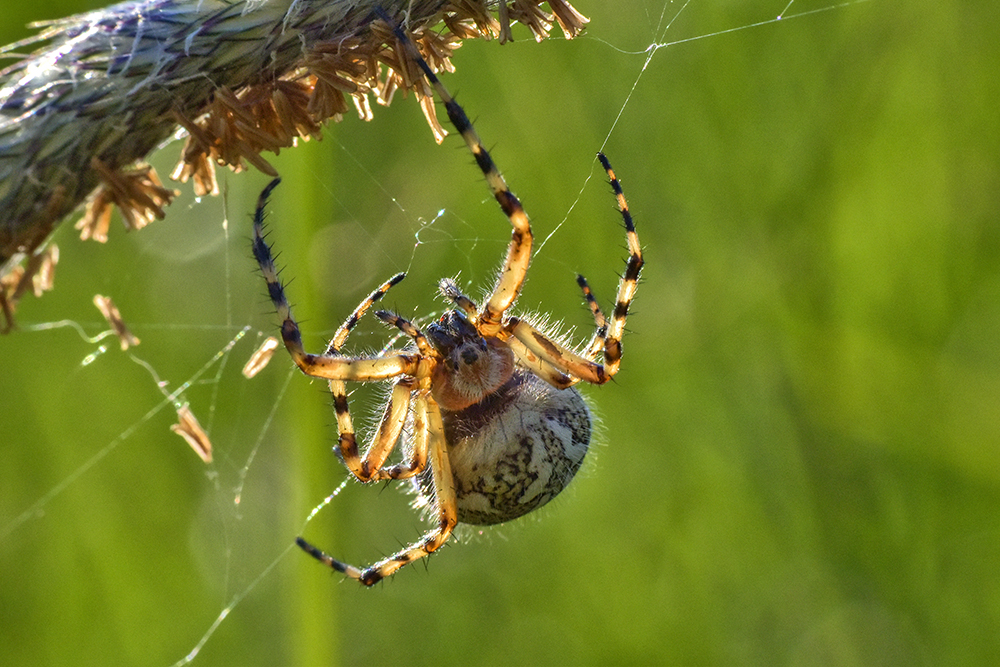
[251,178,423,383]
[254,180,431,486]
[596,152,643,377]
[386,17,532,334]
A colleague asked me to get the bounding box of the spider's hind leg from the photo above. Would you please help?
[296,537,364,580]
[298,395,458,586]
[357,396,457,585]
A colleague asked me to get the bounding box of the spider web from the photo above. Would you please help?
[0,1,890,664]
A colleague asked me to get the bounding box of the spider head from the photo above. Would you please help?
[426,309,514,411]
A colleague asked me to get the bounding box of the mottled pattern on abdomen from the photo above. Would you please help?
[417,370,591,525]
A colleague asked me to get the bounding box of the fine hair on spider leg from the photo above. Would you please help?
[252,8,644,586]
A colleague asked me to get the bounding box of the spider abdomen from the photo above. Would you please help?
[424,370,591,526]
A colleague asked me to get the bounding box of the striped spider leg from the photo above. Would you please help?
[503,153,643,387]
[252,11,643,586]
[253,181,458,585]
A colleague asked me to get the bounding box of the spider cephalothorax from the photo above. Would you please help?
[253,12,643,586]
[426,308,515,411]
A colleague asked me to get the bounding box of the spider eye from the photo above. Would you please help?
[426,309,479,354]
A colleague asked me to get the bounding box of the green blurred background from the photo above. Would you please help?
[2,0,998,664]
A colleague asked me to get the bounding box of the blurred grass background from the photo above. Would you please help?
[2,0,999,664]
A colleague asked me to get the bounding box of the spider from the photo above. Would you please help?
[251,15,643,586]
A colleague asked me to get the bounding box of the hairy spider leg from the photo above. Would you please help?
[388,17,532,335]
[299,328,457,585]
[294,387,436,583]
[596,152,643,377]
[505,153,643,386]
[323,272,406,355]
[251,181,422,382]
[253,183,427,484]
[299,393,458,586]
[320,273,412,480]
[358,396,457,585]
[255,180,459,583]
[575,274,609,360]
[353,310,438,480]
[327,276,403,467]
